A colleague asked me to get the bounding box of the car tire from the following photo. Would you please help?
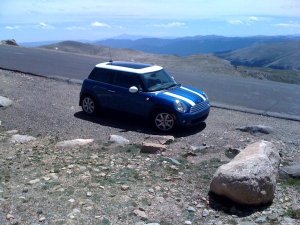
[153,111,176,132]
[82,96,97,115]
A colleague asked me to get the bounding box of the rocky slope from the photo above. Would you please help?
[0,69,299,224]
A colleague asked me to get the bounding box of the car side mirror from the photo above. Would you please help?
[129,86,139,93]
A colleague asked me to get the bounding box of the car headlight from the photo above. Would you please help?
[174,100,187,113]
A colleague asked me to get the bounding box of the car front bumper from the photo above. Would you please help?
[176,107,210,127]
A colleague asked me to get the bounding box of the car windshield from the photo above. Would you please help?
[141,69,177,92]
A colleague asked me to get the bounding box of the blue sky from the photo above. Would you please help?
[1,0,300,42]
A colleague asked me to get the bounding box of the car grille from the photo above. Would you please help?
[190,101,210,113]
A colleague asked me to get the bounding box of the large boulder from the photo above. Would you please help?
[210,140,280,205]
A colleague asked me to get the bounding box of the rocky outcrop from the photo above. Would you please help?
[210,140,280,205]
[0,39,18,46]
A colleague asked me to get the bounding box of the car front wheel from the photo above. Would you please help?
[82,96,96,115]
[153,112,176,132]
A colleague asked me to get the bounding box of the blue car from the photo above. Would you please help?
[79,61,210,131]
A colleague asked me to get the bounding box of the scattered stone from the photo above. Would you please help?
[144,135,174,145]
[163,157,181,165]
[5,130,18,134]
[55,139,94,148]
[236,125,273,134]
[202,209,210,217]
[39,216,46,222]
[141,142,167,154]
[190,145,211,153]
[267,214,278,221]
[280,163,300,178]
[146,223,160,225]
[108,134,130,145]
[121,185,129,191]
[0,96,13,107]
[68,198,75,203]
[187,206,196,212]
[210,140,280,205]
[86,192,92,197]
[184,221,192,225]
[255,216,267,223]
[11,134,36,144]
[28,178,40,185]
[6,213,14,220]
[133,209,148,220]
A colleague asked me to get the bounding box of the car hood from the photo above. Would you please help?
[154,85,208,107]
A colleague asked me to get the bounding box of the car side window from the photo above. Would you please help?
[88,68,113,84]
[113,72,142,89]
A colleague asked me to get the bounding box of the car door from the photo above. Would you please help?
[111,72,152,116]
[88,68,115,108]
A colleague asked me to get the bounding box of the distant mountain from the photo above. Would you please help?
[38,40,300,84]
[96,35,300,56]
[216,41,300,70]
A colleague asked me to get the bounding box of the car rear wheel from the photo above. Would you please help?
[153,112,175,132]
[82,96,96,115]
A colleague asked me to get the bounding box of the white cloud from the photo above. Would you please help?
[5,25,20,30]
[228,19,243,25]
[248,16,259,22]
[37,22,54,29]
[153,22,186,28]
[90,21,110,28]
[228,16,261,25]
[66,26,87,30]
[275,22,300,29]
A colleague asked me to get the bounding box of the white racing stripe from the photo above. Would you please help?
[180,86,206,101]
[164,92,195,106]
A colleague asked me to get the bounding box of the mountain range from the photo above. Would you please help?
[96,35,300,56]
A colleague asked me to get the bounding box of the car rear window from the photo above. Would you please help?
[88,68,113,84]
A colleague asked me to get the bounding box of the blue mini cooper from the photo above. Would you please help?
[79,61,210,131]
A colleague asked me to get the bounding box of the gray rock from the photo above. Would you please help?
[280,163,300,178]
[184,221,192,225]
[236,125,273,134]
[144,135,174,145]
[141,142,167,154]
[210,140,280,205]
[202,209,210,217]
[187,206,196,212]
[146,223,160,225]
[109,135,130,145]
[255,216,267,223]
[133,209,148,220]
[0,96,13,107]
[163,157,181,165]
[191,145,211,153]
[55,139,94,148]
[10,134,36,144]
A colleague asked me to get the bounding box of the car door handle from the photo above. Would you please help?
[107,90,115,93]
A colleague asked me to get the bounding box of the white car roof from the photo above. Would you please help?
[95,61,163,74]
